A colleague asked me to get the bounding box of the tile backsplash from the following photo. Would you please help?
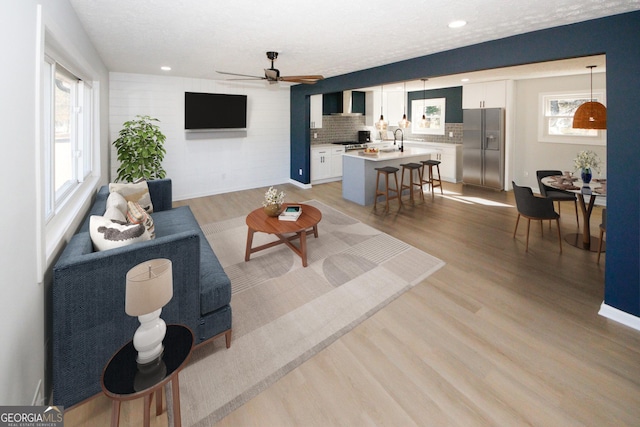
[311,115,462,145]
[311,115,366,145]
[401,123,463,144]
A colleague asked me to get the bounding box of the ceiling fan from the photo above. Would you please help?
[217,51,324,85]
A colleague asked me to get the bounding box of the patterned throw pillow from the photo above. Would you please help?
[126,201,155,239]
[109,181,154,213]
[89,215,150,251]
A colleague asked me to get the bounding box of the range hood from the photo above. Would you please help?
[328,91,364,115]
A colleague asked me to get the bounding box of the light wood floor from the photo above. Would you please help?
[66,182,640,426]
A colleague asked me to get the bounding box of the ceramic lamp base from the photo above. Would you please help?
[133,308,166,365]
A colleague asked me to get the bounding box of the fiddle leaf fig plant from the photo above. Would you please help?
[113,115,167,182]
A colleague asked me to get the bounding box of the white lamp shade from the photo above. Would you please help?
[125,259,173,316]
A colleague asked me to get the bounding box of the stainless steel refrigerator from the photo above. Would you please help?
[462,108,505,190]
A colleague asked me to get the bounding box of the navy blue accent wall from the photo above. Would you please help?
[407,87,463,123]
[290,91,310,182]
[290,11,640,319]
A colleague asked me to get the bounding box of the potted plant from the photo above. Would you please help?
[262,186,285,217]
[113,115,167,182]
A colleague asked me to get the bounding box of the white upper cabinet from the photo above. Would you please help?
[462,80,507,109]
[385,91,405,126]
[365,91,376,126]
[310,94,322,128]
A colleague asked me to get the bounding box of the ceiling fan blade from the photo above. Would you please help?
[216,71,265,79]
[281,75,324,80]
[226,78,268,81]
[280,75,324,84]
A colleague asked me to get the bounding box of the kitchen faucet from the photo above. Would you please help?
[393,128,404,152]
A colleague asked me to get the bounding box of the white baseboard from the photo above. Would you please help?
[289,179,311,189]
[598,302,640,331]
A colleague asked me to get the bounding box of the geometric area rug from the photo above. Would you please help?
[171,200,445,426]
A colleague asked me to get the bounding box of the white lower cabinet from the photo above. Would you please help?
[311,145,344,183]
[331,147,344,177]
[404,142,462,183]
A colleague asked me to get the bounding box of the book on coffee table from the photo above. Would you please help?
[279,205,302,221]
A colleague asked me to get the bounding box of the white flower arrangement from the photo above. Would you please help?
[574,150,601,174]
[262,186,285,207]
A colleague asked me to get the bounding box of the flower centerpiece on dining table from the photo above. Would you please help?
[574,150,601,184]
[262,186,286,217]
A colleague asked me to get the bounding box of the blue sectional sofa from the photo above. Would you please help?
[52,179,232,408]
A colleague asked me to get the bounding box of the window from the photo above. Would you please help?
[539,92,606,145]
[411,97,446,135]
[43,57,94,221]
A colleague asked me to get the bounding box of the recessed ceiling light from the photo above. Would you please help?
[461,78,470,82]
[161,66,171,71]
[448,20,467,29]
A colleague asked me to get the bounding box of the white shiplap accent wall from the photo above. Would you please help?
[109,72,291,201]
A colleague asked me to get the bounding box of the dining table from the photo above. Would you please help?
[541,174,606,252]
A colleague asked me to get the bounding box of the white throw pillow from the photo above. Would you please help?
[103,206,126,223]
[105,191,128,216]
[109,181,154,213]
[89,215,150,251]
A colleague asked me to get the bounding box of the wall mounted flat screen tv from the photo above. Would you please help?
[184,92,247,130]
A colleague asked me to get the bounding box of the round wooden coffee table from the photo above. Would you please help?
[245,203,322,267]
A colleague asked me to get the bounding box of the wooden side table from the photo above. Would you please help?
[101,324,193,427]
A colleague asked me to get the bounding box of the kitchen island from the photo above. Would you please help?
[342,147,439,205]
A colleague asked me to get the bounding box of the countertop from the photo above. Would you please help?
[368,140,462,147]
[311,140,462,149]
[342,147,438,162]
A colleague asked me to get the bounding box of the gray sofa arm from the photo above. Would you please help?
[147,178,172,212]
[52,229,201,408]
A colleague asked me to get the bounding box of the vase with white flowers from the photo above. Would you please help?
[574,150,601,184]
[262,186,285,217]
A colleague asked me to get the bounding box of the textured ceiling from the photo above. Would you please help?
[68,0,639,86]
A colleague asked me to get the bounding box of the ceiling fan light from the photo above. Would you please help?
[572,101,607,129]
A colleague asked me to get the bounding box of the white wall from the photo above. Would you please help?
[512,73,607,190]
[0,0,41,406]
[109,73,291,200]
[0,0,109,405]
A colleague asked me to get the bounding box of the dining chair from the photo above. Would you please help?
[597,208,606,263]
[536,170,579,227]
[512,181,562,253]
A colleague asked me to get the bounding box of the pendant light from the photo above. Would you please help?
[398,82,411,128]
[419,79,429,128]
[375,85,388,131]
[572,65,607,129]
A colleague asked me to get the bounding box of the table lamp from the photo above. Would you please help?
[125,259,173,365]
